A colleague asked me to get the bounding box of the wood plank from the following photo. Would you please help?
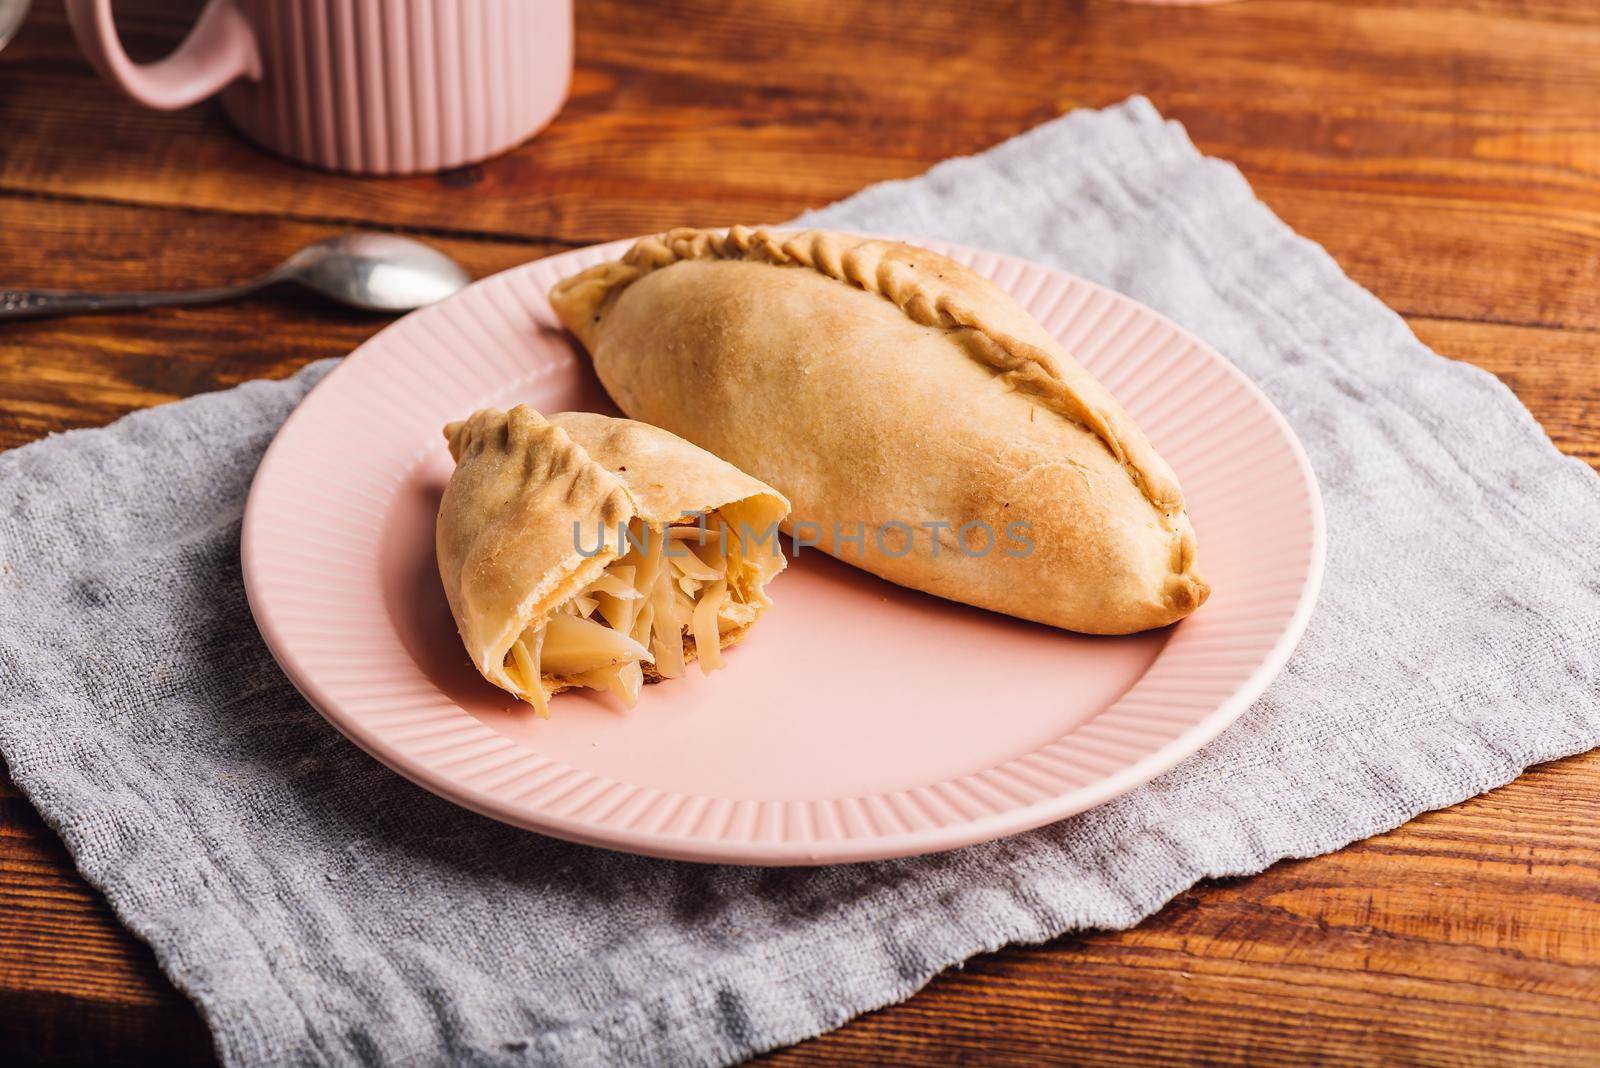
[4,2,1600,331]
[1408,317,1600,467]
[0,763,213,1066]
[1245,186,1600,332]
[0,194,560,450]
[4,189,1595,467]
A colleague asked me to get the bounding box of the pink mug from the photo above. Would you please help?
[65,0,573,175]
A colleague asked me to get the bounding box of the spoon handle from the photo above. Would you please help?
[0,280,265,320]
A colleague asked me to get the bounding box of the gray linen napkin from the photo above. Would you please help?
[3,96,1599,1066]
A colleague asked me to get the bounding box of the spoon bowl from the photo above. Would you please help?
[275,234,473,312]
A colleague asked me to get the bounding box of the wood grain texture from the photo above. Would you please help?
[763,751,1600,1067]
[0,765,213,1067]
[0,194,562,450]
[6,1,1600,331]
[2,0,1599,1065]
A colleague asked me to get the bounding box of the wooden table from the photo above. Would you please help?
[3,1,1599,1063]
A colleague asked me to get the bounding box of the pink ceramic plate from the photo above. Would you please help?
[242,236,1323,866]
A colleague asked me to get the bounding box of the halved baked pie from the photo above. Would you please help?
[436,406,789,714]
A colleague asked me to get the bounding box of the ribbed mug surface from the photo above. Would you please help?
[221,0,572,175]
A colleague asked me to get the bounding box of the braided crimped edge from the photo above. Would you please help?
[442,406,637,698]
[551,225,1185,517]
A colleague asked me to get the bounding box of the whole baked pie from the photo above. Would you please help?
[436,406,789,714]
[550,226,1208,635]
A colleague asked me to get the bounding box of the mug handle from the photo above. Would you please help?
[65,0,261,111]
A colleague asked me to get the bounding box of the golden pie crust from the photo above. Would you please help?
[550,226,1208,634]
[437,406,789,713]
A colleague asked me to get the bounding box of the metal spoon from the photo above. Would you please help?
[0,233,473,320]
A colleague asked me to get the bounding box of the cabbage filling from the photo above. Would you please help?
[502,515,757,715]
